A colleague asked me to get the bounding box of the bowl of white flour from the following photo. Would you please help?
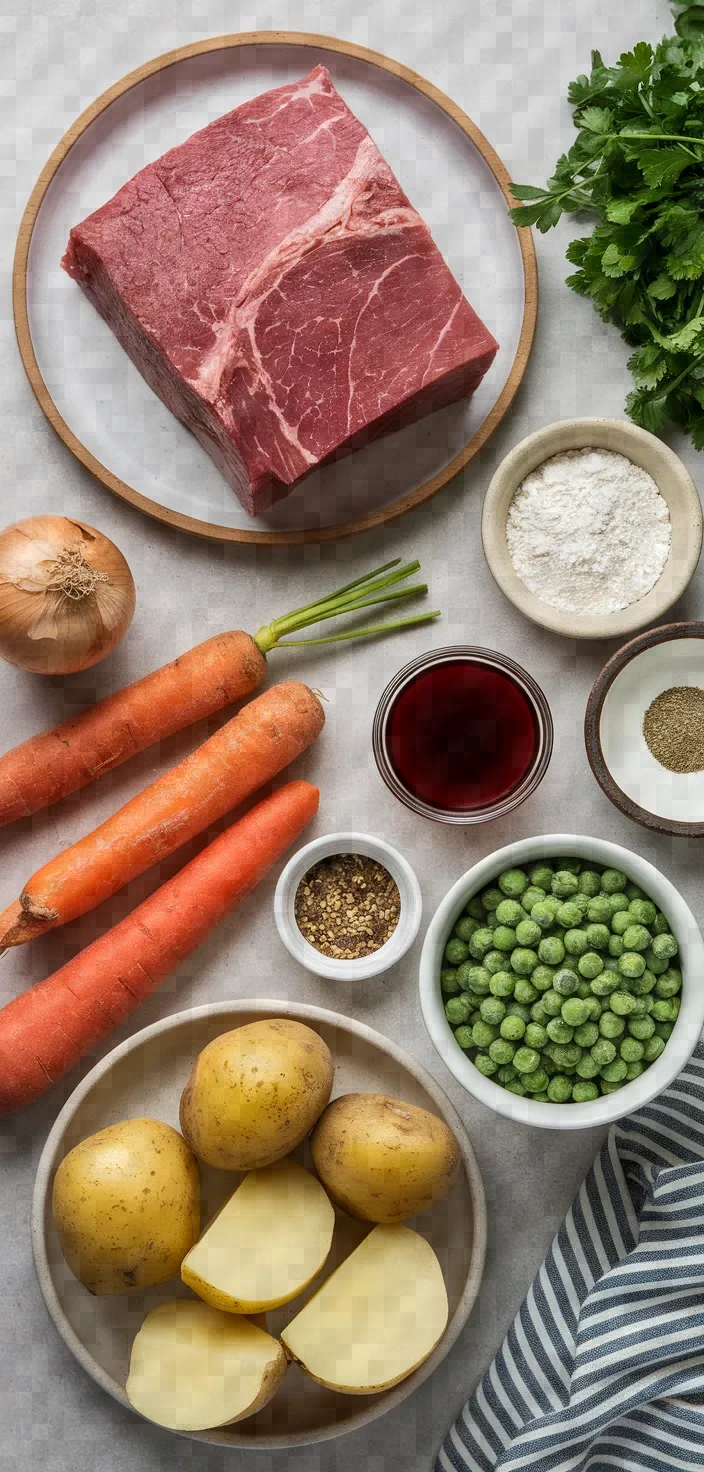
[481,419,702,639]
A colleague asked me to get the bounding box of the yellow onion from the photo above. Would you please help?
[0,515,136,674]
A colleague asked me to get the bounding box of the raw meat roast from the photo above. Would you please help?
[63,66,498,517]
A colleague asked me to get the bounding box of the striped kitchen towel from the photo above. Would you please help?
[437,1039,704,1472]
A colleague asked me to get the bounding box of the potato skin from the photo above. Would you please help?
[310,1093,460,1223]
[52,1118,200,1295]
[179,1019,334,1170]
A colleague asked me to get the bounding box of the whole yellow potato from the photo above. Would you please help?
[52,1118,200,1295]
[310,1093,460,1223]
[179,1019,333,1170]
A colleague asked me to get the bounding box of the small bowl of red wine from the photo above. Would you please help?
[372,646,553,825]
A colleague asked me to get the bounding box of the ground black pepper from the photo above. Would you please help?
[294,852,401,960]
[643,684,704,774]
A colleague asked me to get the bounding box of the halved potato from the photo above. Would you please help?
[280,1223,448,1393]
[126,1299,287,1431]
[181,1159,335,1312]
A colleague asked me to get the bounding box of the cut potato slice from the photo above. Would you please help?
[181,1159,335,1312]
[126,1299,287,1430]
[280,1223,448,1393]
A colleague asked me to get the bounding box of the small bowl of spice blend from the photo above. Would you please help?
[585,622,704,837]
[274,833,422,981]
[482,418,702,640]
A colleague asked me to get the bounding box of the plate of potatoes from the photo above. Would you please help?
[32,999,485,1448]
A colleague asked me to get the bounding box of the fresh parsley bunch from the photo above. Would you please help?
[510,3,704,446]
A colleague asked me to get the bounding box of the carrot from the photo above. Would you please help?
[0,680,323,950]
[0,559,438,826]
[0,780,319,1114]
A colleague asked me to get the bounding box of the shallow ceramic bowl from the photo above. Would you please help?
[585,621,704,837]
[419,835,704,1130]
[481,418,702,640]
[32,999,485,1449]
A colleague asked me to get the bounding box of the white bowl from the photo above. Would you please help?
[419,834,704,1130]
[481,418,702,640]
[275,832,422,980]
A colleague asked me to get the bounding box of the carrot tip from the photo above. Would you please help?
[0,899,49,949]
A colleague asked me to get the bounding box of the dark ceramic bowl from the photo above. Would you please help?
[372,645,553,825]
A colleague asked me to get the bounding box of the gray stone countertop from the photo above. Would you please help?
[0,2,697,1470]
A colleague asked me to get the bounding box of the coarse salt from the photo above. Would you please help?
[505,448,671,616]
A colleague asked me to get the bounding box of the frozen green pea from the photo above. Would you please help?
[505,1078,527,1096]
[610,911,632,937]
[628,1014,655,1040]
[453,1025,475,1050]
[445,995,472,1025]
[454,916,479,942]
[522,886,548,912]
[564,928,588,956]
[578,870,602,897]
[622,924,652,953]
[626,1061,644,1080]
[490,970,515,997]
[511,948,539,976]
[441,967,461,994]
[651,932,678,961]
[609,990,638,1016]
[643,948,668,975]
[530,1001,548,1026]
[495,898,525,927]
[582,996,602,1021]
[600,1079,623,1094]
[609,936,625,958]
[554,969,580,997]
[513,978,538,1005]
[541,1054,557,1076]
[651,997,679,1022]
[507,1001,532,1022]
[500,1014,526,1041]
[628,997,649,1017]
[643,1034,666,1062]
[474,1052,498,1077]
[601,868,627,894]
[625,882,646,901]
[538,935,565,966]
[561,998,590,1027]
[531,964,555,992]
[489,1037,515,1065]
[530,902,557,932]
[480,997,506,1025]
[587,895,612,924]
[577,979,593,999]
[556,900,583,928]
[600,1011,625,1039]
[601,1057,628,1083]
[546,1017,574,1044]
[472,1019,500,1048]
[469,927,496,958]
[652,910,669,935]
[529,864,554,890]
[619,952,646,979]
[465,896,487,922]
[445,938,469,965]
[589,969,620,996]
[493,926,517,952]
[483,950,507,975]
[654,1020,674,1040]
[655,968,682,998]
[513,1046,540,1074]
[627,898,656,926]
[542,990,563,1017]
[576,1052,600,1079]
[455,962,473,991]
[572,1080,599,1101]
[466,966,492,995]
[591,1038,616,1066]
[481,887,503,911]
[497,1063,517,1084]
[516,919,542,948]
[562,858,583,874]
[532,1092,551,1101]
[552,1045,582,1068]
[572,892,591,916]
[578,952,604,980]
[524,1022,548,1049]
[552,871,579,898]
[498,868,529,898]
[620,1037,644,1063]
[523,1068,550,1093]
[586,923,610,951]
[548,1075,573,1102]
[606,892,630,916]
[630,969,658,996]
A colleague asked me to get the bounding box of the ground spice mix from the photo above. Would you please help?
[294,852,401,960]
[643,684,704,774]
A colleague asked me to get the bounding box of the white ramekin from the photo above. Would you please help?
[275,832,422,980]
[420,834,704,1130]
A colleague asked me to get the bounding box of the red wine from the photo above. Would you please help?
[386,659,538,811]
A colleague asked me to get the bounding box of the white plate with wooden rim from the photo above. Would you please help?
[31,998,486,1449]
[14,31,536,546]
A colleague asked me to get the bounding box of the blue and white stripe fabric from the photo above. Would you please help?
[437,1040,704,1472]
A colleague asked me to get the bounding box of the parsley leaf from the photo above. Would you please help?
[509,5,704,448]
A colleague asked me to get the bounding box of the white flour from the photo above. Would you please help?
[505,448,672,616]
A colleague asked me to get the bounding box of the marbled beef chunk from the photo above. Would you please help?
[62,65,499,517]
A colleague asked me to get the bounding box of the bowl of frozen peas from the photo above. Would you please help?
[419,835,704,1129]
